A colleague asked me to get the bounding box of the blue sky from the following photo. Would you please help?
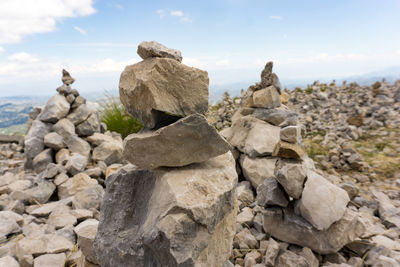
[0,0,400,97]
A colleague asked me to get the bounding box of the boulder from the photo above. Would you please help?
[53,119,75,139]
[32,149,53,173]
[67,105,92,125]
[119,57,209,129]
[76,113,101,136]
[298,171,350,230]
[24,120,52,169]
[94,152,237,267]
[66,135,91,158]
[274,159,307,199]
[44,132,65,150]
[239,155,277,189]
[263,207,365,254]
[123,114,230,169]
[225,116,280,157]
[252,86,281,109]
[38,94,70,123]
[256,177,288,207]
[137,41,182,62]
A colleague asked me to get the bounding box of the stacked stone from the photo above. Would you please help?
[94,41,238,267]
[208,91,241,131]
[221,63,366,266]
[0,70,125,267]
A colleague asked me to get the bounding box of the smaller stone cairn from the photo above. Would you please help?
[94,41,238,267]
[221,62,367,264]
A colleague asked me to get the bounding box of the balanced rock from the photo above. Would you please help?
[119,57,209,129]
[94,152,237,267]
[225,116,280,157]
[62,69,75,85]
[38,94,70,123]
[123,114,230,169]
[137,41,183,62]
[298,171,350,230]
[263,207,365,254]
[260,62,281,94]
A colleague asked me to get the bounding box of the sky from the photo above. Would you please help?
[0,0,400,97]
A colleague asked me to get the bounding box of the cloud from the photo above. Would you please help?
[8,52,39,63]
[157,9,192,23]
[0,0,96,44]
[269,15,283,20]
[74,26,87,35]
[170,10,184,17]
[0,46,4,53]
[215,59,230,67]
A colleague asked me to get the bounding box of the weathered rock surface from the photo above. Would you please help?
[239,155,277,189]
[256,177,288,207]
[225,116,280,157]
[137,41,183,62]
[119,57,209,129]
[298,171,350,230]
[38,94,70,123]
[252,86,281,109]
[94,152,237,267]
[274,159,307,199]
[263,207,365,254]
[24,120,52,169]
[124,114,230,169]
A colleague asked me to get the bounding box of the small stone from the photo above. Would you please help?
[58,173,98,199]
[280,126,301,144]
[62,69,75,85]
[44,132,65,150]
[274,159,307,199]
[92,141,123,166]
[275,250,309,267]
[65,153,88,175]
[264,238,280,266]
[25,181,56,204]
[53,119,75,139]
[72,185,104,210]
[339,182,359,200]
[66,135,91,158]
[32,148,53,173]
[38,94,70,123]
[237,207,255,226]
[55,148,70,165]
[252,86,281,109]
[67,105,92,125]
[237,181,255,209]
[137,41,182,62]
[256,177,288,207]
[76,113,101,136]
[240,155,277,189]
[272,141,305,159]
[76,223,98,264]
[34,253,66,267]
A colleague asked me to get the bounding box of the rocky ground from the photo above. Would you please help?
[0,41,399,267]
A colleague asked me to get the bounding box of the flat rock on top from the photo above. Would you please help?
[137,41,182,62]
[123,114,230,169]
[119,57,209,129]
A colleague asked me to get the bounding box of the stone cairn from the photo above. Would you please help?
[3,70,124,266]
[221,63,368,266]
[94,41,238,266]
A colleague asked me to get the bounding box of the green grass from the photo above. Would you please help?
[99,94,143,139]
[0,124,28,136]
[305,87,313,94]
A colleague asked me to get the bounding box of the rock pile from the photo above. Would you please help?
[94,41,238,267]
[207,92,241,131]
[220,63,381,266]
[0,70,124,267]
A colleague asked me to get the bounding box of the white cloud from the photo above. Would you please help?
[0,46,4,53]
[74,26,87,35]
[157,9,192,23]
[157,9,166,18]
[269,15,283,20]
[170,10,184,17]
[0,0,96,44]
[8,52,39,63]
[215,59,230,67]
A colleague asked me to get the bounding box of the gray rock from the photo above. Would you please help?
[280,126,301,144]
[94,152,237,267]
[225,116,280,157]
[92,140,123,166]
[298,171,350,230]
[76,113,101,136]
[65,153,88,175]
[261,62,282,93]
[0,255,20,267]
[71,95,86,109]
[57,173,98,199]
[55,148,70,165]
[67,105,92,125]
[339,182,359,200]
[252,86,281,109]
[25,181,56,204]
[72,185,104,210]
[253,108,298,127]
[123,114,230,169]
[24,120,52,169]
[38,94,70,123]
[272,141,305,159]
[240,155,277,189]
[62,69,75,85]
[56,84,72,95]
[372,190,400,229]
[119,57,209,129]
[137,41,182,62]
[52,119,75,139]
[237,207,254,226]
[42,163,64,179]
[263,207,365,254]
[236,181,255,209]
[264,238,280,266]
[44,133,65,151]
[256,177,288,207]
[275,250,309,267]
[32,148,53,173]
[47,206,77,229]
[274,159,307,199]
[34,253,66,267]
[66,135,91,158]
[76,222,98,264]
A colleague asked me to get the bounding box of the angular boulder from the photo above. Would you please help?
[38,94,70,123]
[256,177,288,207]
[94,152,237,267]
[123,114,230,169]
[274,159,307,199]
[137,41,182,62]
[239,155,277,189]
[263,207,365,254]
[24,120,52,169]
[252,86,281,109]
[119,58,209,129]
[225,116,280,157]
[253,108,298,127]
[298,171,350,230]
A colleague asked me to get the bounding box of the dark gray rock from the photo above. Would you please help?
[76,113,101,136]
[256,177,289,207]
[38,94,70,123]
[253,108,298,127]
[24,120,52,169]
[32,148,53,173]
[137,41,182,62]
